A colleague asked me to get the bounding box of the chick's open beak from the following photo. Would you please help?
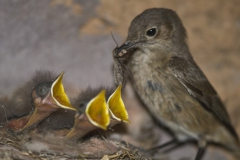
[86,90,110,130]
[51,72,75,110]
[107,85,130,123]
[66,113,98,140]
[19,72,75,132]
[66,90,111,141]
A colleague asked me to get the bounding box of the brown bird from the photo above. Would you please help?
[113,8,240,160]
[66,85,130,141]
[5,70,76,132]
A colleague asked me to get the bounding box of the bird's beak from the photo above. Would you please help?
[107,84,130,124]
[51,72,75,111]
[19,72,75,132]
[65,113,98,141]
[85,90,110,130]
[5,115,31,132]
[113,40,139,58]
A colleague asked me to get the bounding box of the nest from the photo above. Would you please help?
[0,129,162,160]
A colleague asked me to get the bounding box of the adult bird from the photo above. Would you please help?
[113,8,240,160]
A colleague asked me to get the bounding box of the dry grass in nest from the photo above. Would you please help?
[0,129,161,160]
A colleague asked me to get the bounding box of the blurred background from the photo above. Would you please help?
[0,0,239,159]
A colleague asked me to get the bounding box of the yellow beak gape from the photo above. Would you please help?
[107,85,130,123]
[51,72,76,111]
[85,90,110,130]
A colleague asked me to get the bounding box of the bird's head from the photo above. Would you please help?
[19,72,75,132]
[113,8,187,58]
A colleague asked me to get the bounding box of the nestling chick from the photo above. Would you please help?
[5,70,75,132]
[66,85,130,141]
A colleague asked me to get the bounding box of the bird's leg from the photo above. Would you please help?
[195,147,205,160]
[195,137,206,160]
[148,138,177,151]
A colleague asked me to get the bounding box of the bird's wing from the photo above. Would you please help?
[169,56,238,138]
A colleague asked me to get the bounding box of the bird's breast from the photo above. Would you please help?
[128,50,185,123]
[127,50,223,141]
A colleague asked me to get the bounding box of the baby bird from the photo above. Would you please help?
[6,70,76,132]
[66,85,130,141]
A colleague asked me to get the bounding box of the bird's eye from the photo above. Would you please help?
[77,102,87,114]
[36,83,51,97]
[146,28,157,37]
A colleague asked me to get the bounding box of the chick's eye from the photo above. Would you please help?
[146,28,157,37]
[36,83,51,97]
